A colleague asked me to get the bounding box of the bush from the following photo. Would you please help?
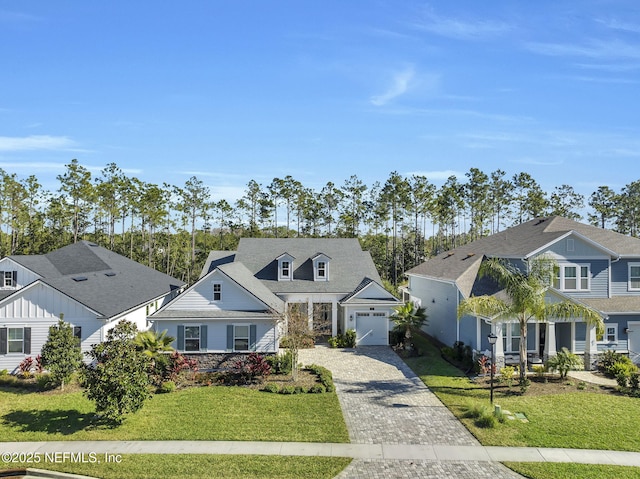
[157,381,176,393]
[463,404,488,419]
[546,347,583,379]
[231,353,272,384]
[328,329,356,348]
[280,335,314,349]
[389,328,405,347]
[309,384,326,394]
[532,365,546,378]
[305,364,335,392]
[279,385,296,395]
[0,369,8,376]
[475,412,497,428]
[265,351,293,375]
[499,366,516,387]
[630,372,640,391]
[36,373,56,391]
[18,357,35,375]
[262,382,279,393]
[598,350,633,376]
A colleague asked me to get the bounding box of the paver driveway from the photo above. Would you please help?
[299,345,524,479]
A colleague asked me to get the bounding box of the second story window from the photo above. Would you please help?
[213,283,222,301]
[317,261,326,278]
[554,264,590,291]
[629,264,640,291]
[1,271,16,288]
[281,261,290,278]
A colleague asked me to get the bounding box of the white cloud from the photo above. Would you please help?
[412,10,512,40]
[526,39,640,60]
[370,67,416,106]
[0,135,77,152]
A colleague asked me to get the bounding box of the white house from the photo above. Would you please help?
[0,241,184,372]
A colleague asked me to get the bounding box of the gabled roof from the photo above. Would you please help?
[203,238,383,295]
[340,277,400,305]
[6,241,184,319]
[406,216,640,298]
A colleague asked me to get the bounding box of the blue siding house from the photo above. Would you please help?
[404,216,640,370]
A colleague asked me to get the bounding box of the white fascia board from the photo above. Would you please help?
[524,230,618,260]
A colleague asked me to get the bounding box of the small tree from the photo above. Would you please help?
[546,347,583,379]
[81,320,151,425]
[390,303,428,350]
[40,317,82,390]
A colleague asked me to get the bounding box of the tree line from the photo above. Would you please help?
[2,160,639,286]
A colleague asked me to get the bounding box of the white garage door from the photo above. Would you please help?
[355,312,389,346]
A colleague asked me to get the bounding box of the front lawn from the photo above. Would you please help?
[2,454,352,479]
[403,334,640,452]
[0,385,349,443]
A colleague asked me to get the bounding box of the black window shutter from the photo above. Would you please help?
[250,325,257,351]
[226,325,234,351]
[23,328,31,355]
[0,328,6,354]
[12,271,17,286]
[177,325,185,351]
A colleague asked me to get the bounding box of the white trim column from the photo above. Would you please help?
[584,324,598,371]
[332,300,338,337]
[494,322,505,369]
[544,321,557,360]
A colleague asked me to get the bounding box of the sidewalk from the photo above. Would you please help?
[2,440,640,467]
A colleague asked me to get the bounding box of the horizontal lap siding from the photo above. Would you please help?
[611,260,640,296]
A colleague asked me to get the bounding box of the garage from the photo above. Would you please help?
[355,311,389,345]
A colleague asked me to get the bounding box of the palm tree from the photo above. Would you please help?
[390,303,428,350]
[134,329,175,358]
[458,257,603,384]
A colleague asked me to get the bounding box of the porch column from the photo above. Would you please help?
[332,300,338,337]
[544,321,557,361]
[584,324,598,371]
[494,322,505,369]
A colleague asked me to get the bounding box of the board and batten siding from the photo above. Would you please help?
[164,273,266,312]
[0,258,41,291]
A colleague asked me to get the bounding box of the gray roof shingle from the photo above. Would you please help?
[8,241,184,319]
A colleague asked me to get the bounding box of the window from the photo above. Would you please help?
[501,324,521,353]
[281,261,290,278]
[603,325,618,343]
[555,264,590,291]
[629,264,640,290]
[317,261,326,277]
[73,326,82,340]
[1,271,16,288]
[234,325,250,351]
[213,283,222,301]
[0,327,30,355]
[184,326,200,351]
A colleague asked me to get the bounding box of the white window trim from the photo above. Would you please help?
[556,263,591,292]
[8,327,25,354]
[314,259,329,281]
[502,323,521,354]
[212,282,222,302]
[600,324,618,344]
[184,325,201,352]
[277,257,294,281]
[629,263,640,291]
[3,271,15,288]
[233,324,250,352]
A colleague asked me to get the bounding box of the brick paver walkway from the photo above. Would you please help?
[299,345,524,479]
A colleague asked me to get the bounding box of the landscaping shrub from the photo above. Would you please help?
[499,366,516,387]
[0,369,8,376]
[265,350,293,375]
[166,351,198,383]
[328,329,356,348]
[463,404,488,419]
[309,384,326,394]
[294,386,307,394]
[389,328,405,347]
[280,334,314,349]
[231,353,272,384]
[305,364,335,392]
[475,412,497,428]
[157,381,176,393]
[598,350,635,377]
[279,385,296,394]
[262,382,279,393]
[532,364,546,378]
[546,347,582,379]
[36,373,56,391]
[18,357,35,376]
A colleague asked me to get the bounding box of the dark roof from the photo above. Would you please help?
[406,216,640,297]
[202,238,383,295]
[8,241,185,319]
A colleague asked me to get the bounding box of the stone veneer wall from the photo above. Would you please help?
[183,352,276,371]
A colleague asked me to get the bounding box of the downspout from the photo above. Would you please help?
[455,283,460,342]
[610,255,621,299]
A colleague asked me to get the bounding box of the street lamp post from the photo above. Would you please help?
[488,333,498,404]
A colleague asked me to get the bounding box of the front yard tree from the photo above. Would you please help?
[82,320,151,425]
[390,303,428,350]
[40,316,82,390]
[457,257,603,384]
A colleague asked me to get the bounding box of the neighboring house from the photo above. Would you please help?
[0,241,184,373]
[404,216,640,370]
[151,238,400,368]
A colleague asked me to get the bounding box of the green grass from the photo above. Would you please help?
[403,335,640,479]
[504,462,640,479]
[0,385,349,443]
[2,454,352,479]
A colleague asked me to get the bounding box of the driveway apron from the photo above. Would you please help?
[299,345,524,479]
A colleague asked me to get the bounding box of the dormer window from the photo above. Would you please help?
[0,271,17,289]
[312,253,331,282]
[277,253,295,281]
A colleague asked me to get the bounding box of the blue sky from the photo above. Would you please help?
[1,1,640,204]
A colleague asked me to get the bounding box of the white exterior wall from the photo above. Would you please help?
[407,275,459,346]
[0,282,102,372]
[280,292,341,336]
[0,258,41,291]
